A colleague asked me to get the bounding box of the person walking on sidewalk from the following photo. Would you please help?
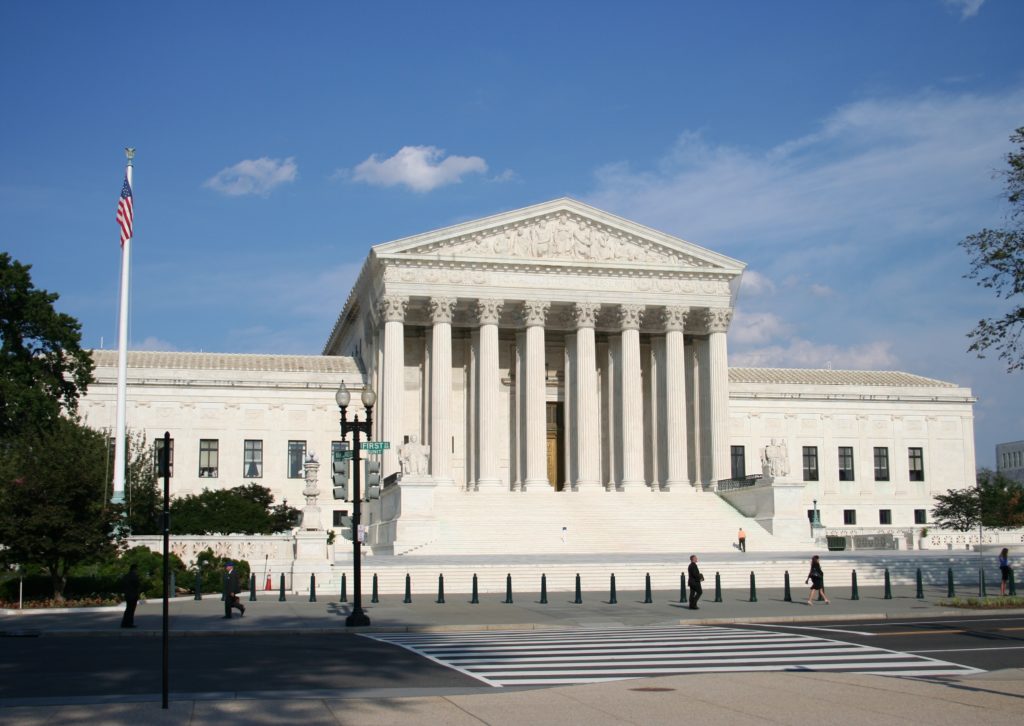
[805,554,830,605]
[737,528,747,552]
[687,555,704,610]
[120,563,140,628]
[999,547,1012,596]
[222,562,245,619]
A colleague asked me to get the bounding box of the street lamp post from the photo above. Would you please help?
[335,382,376,627]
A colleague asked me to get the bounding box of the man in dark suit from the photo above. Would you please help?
[223,562,245,619]
[121,563,140,628]
[687,555,704,610]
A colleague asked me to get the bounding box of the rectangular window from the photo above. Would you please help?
[802,446,819,482]
[244,439,263,478]
[730,445,745,480]
[908,447,925,481]
[154,438,174,477]
[843,509,857,525]
[879,509,892,525]
[914,509,927,525]
[332,510,349,527]
[288,440,306,478]
[199,439,219,478]
[874,447,890,482]
[838,446,855,481]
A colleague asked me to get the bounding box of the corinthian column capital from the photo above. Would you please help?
[519,300,551,328]
[703,307,733,333]
[617,304,644,331]
[378,295,408,323]
[572,302,601,329]
[662,306,689,332]
[474,298,504,326]
[429,297,457,324]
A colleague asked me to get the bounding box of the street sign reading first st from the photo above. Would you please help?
[359,441,391,452]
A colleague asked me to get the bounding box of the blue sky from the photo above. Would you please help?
[2,0,1022,468]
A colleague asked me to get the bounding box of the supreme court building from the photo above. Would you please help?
[82,199,977,555]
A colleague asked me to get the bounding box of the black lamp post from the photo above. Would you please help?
[336,382,376,627]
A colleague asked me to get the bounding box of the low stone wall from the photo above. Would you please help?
[126,535,296,588]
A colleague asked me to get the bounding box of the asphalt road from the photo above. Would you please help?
[735,614,1024,671]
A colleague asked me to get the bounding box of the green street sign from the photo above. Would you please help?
[336,450,354,461]
[360,441,391,452]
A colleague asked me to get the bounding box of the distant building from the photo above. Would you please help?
[996,440,1024,484]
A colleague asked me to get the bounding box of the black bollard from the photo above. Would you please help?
[194,571,202,601]
[539,574,547,604]
[436,574,445,604]
[915,568,924,599]
[1010,569,1017,596]
[309,574,317,602]
[784,571,792,602]
[250,574,257,602]
[947,567,955,598]
[470,574,479,604]
[504,573,513,604]
[714,572,722,603]
[644,573,653,604]
[340,573,347,603]
[574,573,583,604]
[979,568,987,597]
[749,571,757,603]
[883,569,892,600]
[609,573,618,604]
[371,573,379,604]
[851,569,859,601]
[404,574,412,604]
[279,573,286,602]
[680,572,686,604]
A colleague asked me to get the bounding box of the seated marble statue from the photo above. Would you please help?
[398,435,430,477]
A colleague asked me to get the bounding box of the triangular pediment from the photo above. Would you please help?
[373,198,744,272]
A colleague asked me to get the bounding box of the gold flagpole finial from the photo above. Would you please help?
[125,147,135,165]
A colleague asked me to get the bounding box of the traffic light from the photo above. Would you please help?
[339,515,354,541]
[365,459,381,500]
[332,459,350,500]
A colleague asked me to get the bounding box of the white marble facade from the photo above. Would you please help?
[80,199,977,549]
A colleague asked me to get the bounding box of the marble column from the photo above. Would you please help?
[662,306,689,490]
[573,302,601,489]
[378,296,407,478]
[704,308,733,485]
[521,300,550,491]
[429,297,456,485]
[475,298,503,490]
[618,304,645,491]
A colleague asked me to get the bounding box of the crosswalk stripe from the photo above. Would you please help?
[363,625,982,686]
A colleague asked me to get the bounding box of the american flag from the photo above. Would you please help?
[116,176,133,246]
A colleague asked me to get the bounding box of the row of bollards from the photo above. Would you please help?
[241,566,1010,602]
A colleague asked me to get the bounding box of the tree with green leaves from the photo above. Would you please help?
[122,430,162,536]
[931,469,1024,531]
[170,483,299,535]
[960,127,1024,371]
[0,417,119,600]
[0,253,94,440]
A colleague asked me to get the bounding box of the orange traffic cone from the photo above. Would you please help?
[265,572,273,591]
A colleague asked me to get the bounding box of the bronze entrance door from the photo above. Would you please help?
[546,402,565,491]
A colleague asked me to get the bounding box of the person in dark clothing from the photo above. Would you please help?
[223,562,245,619]
[687,555,704,610]
[805,554,830,605]
[121,564,140,628]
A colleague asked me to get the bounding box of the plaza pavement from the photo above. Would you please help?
[3,572,1024,725]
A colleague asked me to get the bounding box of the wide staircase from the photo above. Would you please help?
[392,485,811,556]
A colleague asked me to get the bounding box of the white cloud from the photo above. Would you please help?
[133,336,177,352]
[943,0,984,19]
[731,338,898,370]
[351,146,487,192]
[809,283,832,297]
[730,311,791,345]
[738,270,775,297]
[204,157,298,197]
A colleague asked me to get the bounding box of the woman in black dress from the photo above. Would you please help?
[805,554,830,605]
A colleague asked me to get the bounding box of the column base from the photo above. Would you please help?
[618,479,646,491]
[475,478,504,491]
[572,479,600,490]
[522,478,551,493]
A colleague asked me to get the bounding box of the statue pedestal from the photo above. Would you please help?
[717,477,811,541]
[366,475,438,555]
[294,529,329,561]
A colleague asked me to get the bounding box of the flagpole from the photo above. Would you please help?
[112,147,135,505]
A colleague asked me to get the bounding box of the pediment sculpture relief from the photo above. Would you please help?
[405,213,707,267]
